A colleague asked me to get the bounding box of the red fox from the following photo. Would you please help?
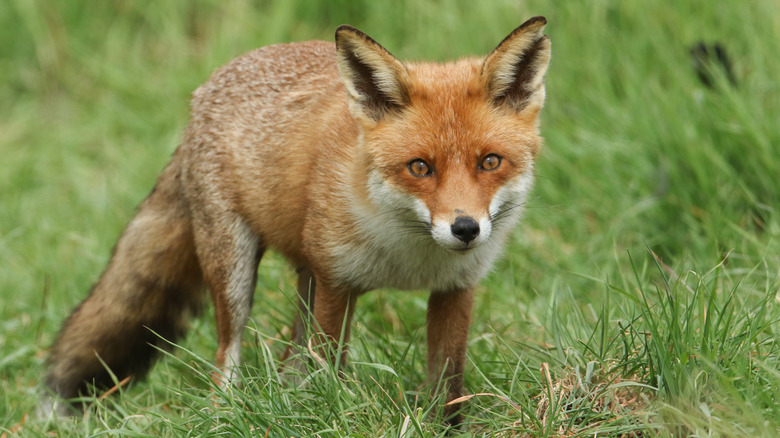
[41,17,551,424]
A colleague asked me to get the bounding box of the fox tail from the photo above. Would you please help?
[41,163,204,415]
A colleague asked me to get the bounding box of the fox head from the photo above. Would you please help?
[335,18,551,253]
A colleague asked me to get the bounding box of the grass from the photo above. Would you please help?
[1,0,779,436]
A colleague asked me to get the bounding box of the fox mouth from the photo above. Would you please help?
[452,246,475,253]
[436,238,480,254]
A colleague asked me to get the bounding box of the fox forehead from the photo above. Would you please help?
[405,58,484,97]
[364,59,542,174]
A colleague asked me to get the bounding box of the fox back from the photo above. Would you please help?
[43,18,551,425]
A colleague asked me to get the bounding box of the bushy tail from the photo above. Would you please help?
[43,165,204,413]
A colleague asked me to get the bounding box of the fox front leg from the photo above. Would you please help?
[427,287,474,426]
[309,280,358,366]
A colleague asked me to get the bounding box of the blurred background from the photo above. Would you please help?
[1,0,778,435]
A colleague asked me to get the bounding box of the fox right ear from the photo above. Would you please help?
[482,16,551,113]
[335,25,410,122]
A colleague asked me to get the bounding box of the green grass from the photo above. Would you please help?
[2,0,779,436]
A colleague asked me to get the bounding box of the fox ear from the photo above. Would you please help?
[335,25,410,121]
[482,16,551,112]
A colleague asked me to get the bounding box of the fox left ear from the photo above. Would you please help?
[335,25,410,122]
[482,16,552,112]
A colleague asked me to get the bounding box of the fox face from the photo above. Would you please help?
[331,19,550,291]
[362,67,541,253]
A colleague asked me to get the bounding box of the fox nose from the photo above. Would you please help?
[451,216,480,243]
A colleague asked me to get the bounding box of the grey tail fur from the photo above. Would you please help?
[42,163,205,413]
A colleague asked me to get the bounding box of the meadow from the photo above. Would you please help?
[1,1,778,436]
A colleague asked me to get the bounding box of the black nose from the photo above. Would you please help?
[451,216,480,243]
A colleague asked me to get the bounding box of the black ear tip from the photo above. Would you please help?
[517,16,546,32]
[527,16,547,26]
[336,24,358,34]
[335,24,367,44]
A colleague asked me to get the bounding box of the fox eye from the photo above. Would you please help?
[479,154,502,171]
[408,159,433,177]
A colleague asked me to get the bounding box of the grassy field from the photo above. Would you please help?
[2,0,779,436]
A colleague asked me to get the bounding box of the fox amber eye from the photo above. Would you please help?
[480,154,502,171]
[408,159,432,177]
